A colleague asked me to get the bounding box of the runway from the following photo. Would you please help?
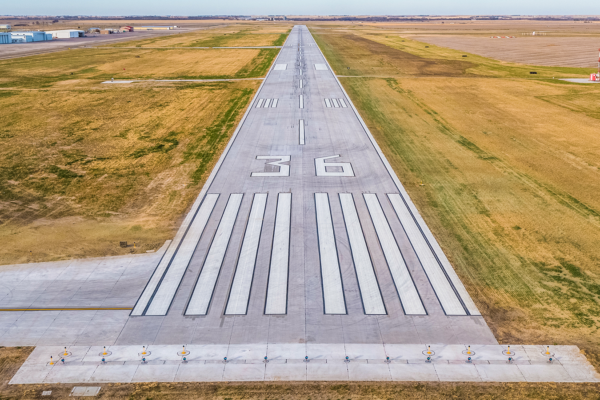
[0,25,495,347]
[127,25,495,345]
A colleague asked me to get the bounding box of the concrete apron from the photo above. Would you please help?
[10,344,600,383]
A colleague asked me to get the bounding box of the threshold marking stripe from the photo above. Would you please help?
[264,99,271,108]
[299,119,305,145]
[315,193,346,314]
[387,194,466,316]
[225,194,268,315]
[339,194,386,315]
[364,194,426,315]
[186,194,243,316]
[0,307,132,312]
[271,99,278,108]
[332,99,339,108]
[339,99,347,108]
[145,194,219,316]
[324,99,331,108]
[299,95,304,109]
[265,193,292,314]
[256,99,264,108]
[131,194,219,316]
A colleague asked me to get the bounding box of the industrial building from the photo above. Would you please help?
[45,30,85,39]
[0,24,11,30]
[9,31,52,43]
[0,32,10,44]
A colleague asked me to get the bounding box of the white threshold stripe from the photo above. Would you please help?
[186,194,244,315]
[271,98,278,108]
[315,193,346,314]
[256,99,264,108]
[332,99,339,108]
[299,95,304,109]
[265,193,292,314]
[387,194,466,316]
[144,194,220,316]
[225,194,268,315]
[324,98,331,108]
[339,194,386,315]
[299,119,305,145]
[264,99,271,108]
[363,194,426,315]
[339,98,347,108]
[131,195,219,316]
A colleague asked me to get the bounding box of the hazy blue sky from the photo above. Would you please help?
[3,0,598,16]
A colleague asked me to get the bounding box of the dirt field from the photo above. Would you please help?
[407,36,600,68]
[0,27,278,264]
[311,24,600,374]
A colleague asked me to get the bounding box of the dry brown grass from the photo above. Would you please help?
[0,34,274,265]
[311,25,600,372]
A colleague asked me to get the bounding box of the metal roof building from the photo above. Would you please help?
[9,31,49,42]
[46,30,85,39]
[0,32,10,44]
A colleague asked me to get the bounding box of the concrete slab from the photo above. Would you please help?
[9,365,52,384]
[132,365,178,382]
[348,362,391,381]
[518,364,574,382]
[434,364,481,382]
[475,364,525,382]
[389,363,439,381]
[43,365,98,383]
[223,363,265,381]
[175,363,225,382]
[89,365,138,383]
[306,362,348,381]
[265,363,307,381]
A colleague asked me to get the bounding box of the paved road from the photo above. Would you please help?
[126,25,496,346]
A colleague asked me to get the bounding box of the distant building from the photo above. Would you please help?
[137,26,174,30]
[10,31,49,42]
[0,32,10,44]
[0,24,11,30]
[46,30,85,39]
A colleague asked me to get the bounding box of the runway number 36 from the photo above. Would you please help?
[251,155,354,177]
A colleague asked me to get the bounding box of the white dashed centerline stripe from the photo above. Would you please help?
[186,194,243,316]
[364,194,426,315]
[299,79,303,88]
[265,193,292,314]
[225,194,268,315]
[299,95,304,109]
[315,193,346,314]
[387,194,466,316]
[132,194,219,316]
[339,193,386,315]
[299,119,305,145]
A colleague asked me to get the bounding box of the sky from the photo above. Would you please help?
[3,0,599,16]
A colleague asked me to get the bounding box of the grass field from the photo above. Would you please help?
[109,25,290,48]
[311,26,600,370]
[0,29,276,265]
